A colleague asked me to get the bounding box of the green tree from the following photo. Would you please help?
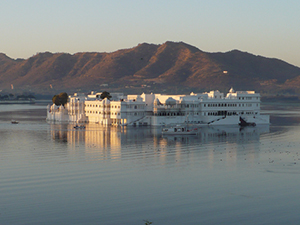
[52,95,61,106]
[52,92,68,106]
[144,220,153,225]
[27,94,36,99]
[100,91,112,100]
[58,92,68,106]
[16,95,25,100]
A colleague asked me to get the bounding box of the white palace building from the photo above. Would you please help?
[46,88,270,126]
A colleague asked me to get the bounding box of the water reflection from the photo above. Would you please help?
[50,124,269,144]
[162,125,269,144]
[4,104,300,225]
[49,123,270,165]
[50,123,155,146]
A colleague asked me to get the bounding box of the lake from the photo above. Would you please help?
[1,102,300,225]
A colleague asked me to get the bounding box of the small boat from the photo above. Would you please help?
[74,124,86,129]
[11,120,19,124]
[162,124,198,135]
[239,117,256,127]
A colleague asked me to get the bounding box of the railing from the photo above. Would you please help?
[207,116,226,125]
[123,116,147,126]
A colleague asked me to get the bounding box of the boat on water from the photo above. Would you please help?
[239,117,256,126]
[11,120,19,124]
[74,124,85,129]
[162,124,199,135]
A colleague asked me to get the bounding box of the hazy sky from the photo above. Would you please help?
[1,0,299,66]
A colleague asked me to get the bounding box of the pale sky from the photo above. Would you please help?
[1,0,299,67]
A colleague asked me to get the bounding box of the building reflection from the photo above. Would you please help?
[49,122,269,165]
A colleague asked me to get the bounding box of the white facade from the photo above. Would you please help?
[47,88,270,126]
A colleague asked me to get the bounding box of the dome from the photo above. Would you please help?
[103,98,110,104]
[165,97,176,105]
[180,98,187,104]
[154,98,161,105]
[229,87,235,93]
[136,96,143,102]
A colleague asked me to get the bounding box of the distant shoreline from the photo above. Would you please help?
[261,96,300,102]
[1,96,297,104]
[0,100,35,104]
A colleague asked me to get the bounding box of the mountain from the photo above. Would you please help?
[0,41,300,96]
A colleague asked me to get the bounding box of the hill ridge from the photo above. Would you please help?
[0,41,299,95]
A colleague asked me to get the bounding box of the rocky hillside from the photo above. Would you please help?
[0,41,300,95]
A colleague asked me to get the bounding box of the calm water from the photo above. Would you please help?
[1,103,300,225]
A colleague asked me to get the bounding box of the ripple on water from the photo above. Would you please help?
[2,104,300,225]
